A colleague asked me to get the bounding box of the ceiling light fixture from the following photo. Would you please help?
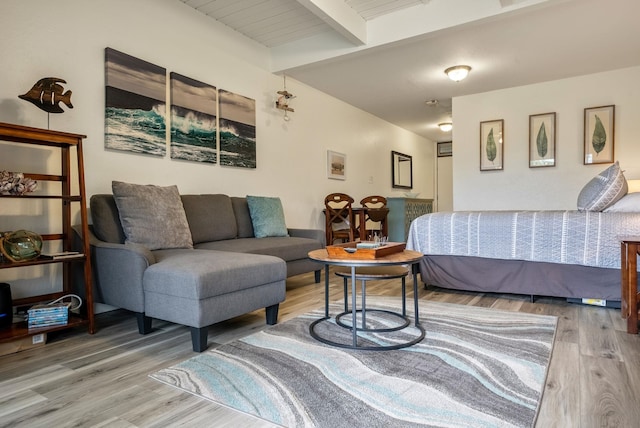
[438,122,453,132]
[444,65,471,82]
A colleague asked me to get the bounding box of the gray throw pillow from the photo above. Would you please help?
[246,195,289,238]
[112,181,193,250]
[577,161,628,212]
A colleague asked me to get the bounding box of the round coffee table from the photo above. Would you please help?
[308,248,425,350]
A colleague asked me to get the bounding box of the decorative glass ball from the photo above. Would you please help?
[1,230,43,262]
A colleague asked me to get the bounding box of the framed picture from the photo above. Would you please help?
[219,89,257,168]
[327,150,346,180]
[479,119,504,171]
[105,47,167,157]
[437,141,452,157]
[170,72,217,164]
[529,112,556,168]
[391,151,412,189]
[584,105,615,164]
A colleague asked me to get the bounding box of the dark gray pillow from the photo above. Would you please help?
[231,197,254,238]
[181,194,237,244]
[577,161,628,212]
[112,181,193,250]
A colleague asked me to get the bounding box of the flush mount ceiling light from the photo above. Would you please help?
[444,65,471,82]
[438,122,453,132]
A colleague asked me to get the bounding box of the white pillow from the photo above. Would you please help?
[577,162,627,212]
[604,192,640,212]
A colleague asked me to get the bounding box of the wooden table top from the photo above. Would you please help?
[308,248,423,266]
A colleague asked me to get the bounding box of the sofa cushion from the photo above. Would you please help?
[577,161,627,211]
[195,236,321,262]
[246,195,289,238]
[144,249,285,298]
[231,197,254,238]
[181,194,237,244]
[112,181,193,250]
[90,194,126,244]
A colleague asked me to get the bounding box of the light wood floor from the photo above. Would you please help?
[0,270,638,427]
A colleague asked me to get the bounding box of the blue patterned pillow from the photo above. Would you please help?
[246,196,289,238]
[577,161,628,212]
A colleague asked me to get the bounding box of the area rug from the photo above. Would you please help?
[150,298,557,427]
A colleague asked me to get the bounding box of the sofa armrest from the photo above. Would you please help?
[82,225,155,313]
[288,228,326,247]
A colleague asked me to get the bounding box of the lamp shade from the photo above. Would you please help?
[445,65,471,82]
[438,122,453,132]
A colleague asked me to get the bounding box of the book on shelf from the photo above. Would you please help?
[27,303,70,328]
[40,251,82,260]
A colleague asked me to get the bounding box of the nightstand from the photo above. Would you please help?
[620,238,640,334]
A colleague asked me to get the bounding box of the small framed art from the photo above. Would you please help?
[529,112,556,168]
[480,119,503,171]
[584,105,615,164]
[327,150,346,180]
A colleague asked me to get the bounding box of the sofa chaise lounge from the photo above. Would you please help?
[85,182,324,351]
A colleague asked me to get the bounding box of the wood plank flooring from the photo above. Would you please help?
[0,270,638,427]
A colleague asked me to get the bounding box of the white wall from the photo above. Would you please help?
[0,0,433,299]
[453,66,640,211]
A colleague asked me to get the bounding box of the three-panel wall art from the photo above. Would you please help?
[104,47,256,168]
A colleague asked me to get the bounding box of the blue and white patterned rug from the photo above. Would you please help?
[150,298,557,427]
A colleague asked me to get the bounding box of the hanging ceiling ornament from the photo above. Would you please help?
[275,74,295,121]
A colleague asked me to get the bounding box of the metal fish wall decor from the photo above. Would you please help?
[19,77,73,113]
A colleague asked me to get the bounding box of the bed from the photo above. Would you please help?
[406,162,640,304]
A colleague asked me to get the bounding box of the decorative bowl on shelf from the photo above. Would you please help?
[0,230,43,262]
[403,192,420,198]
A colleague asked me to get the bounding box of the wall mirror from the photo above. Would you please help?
[391,151,413,189]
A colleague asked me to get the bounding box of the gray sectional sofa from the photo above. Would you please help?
[86,184,324,352]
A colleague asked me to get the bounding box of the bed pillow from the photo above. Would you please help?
[604,192,640,212]
[112,181,193,250]
[246,195,289,238]
[577,161,627,212]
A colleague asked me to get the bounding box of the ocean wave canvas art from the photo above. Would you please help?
[170,73,217,164]
[105,47,167,157]
[219,89,256,169]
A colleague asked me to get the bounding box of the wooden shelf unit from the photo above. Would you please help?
[0,122,95,342]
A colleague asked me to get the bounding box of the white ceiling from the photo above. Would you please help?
[181,0,640,142]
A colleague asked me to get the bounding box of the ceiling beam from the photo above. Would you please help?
[295,0,367,45]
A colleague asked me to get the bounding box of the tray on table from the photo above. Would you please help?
[326,241,406,260]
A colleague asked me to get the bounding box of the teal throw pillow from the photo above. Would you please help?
[246,196,289,238]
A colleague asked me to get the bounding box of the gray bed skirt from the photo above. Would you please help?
[419,255,621,301]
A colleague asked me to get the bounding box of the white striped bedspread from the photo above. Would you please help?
[407,211,640,269]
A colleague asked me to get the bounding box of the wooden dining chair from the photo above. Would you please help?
[324,193,356,245]
[360,195,389,240]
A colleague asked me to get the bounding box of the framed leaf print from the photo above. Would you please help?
[480,119,503,171]
[584,105,614,165]
[529,112,556,168]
